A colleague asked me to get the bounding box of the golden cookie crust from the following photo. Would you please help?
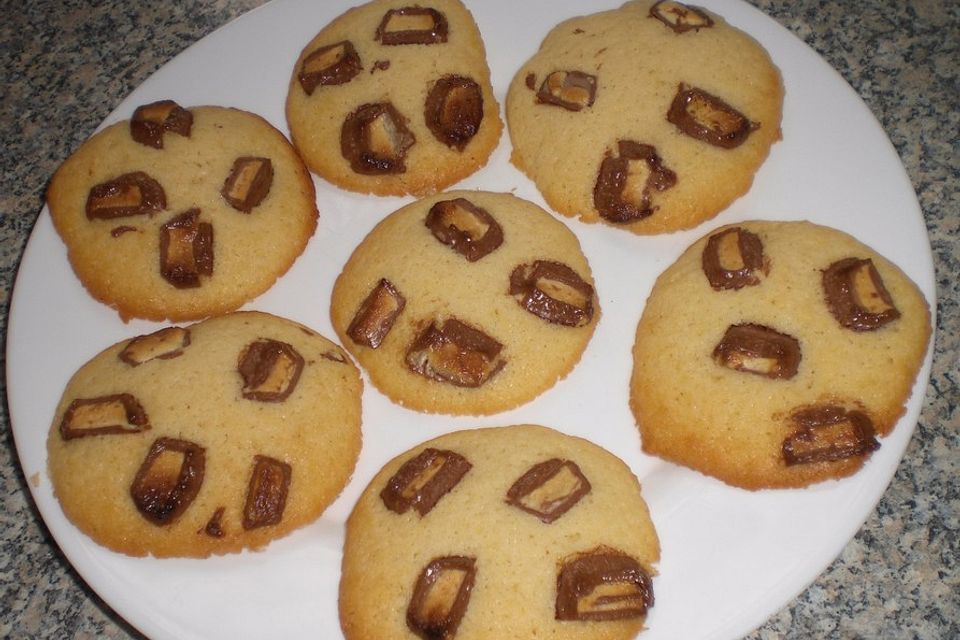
[506,0,784,234]
[330,190,600,415]
[285,0,503,196]
[630,220,931,489]
[46,105,318,322]
[47,311,362,558]
[340,425,660,640]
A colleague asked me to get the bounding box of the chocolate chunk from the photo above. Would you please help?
[377,7,448,45]
[119,326,191,366]
[822,257,901,331]
[407,556,476,640]
[649,0,714,33]
[159,209,213,289]
[701,226,766,290]
[509,260,595,327]
[341,102,416,175]
[593,140,677,223]
[556,548,654,621]
[110,225,139,237]
[130,437,205,526]
[321,349,348,364]
[668,84,755,148]
[782,405,880,465]
[372,60,391,74]
[525,72,537,90]
[59,393,149,440]
[298,40,363,95]
[238,339,305,402]
[221,156,273,213]
[203,507,226,538]
[86,171,166,220]
[242,455,291,530]
[406,318,505,388]
[130,100,193,149]
[536,70,597,111]
[712,323,801,379]
[506,459,591,523]
[347,278,406,348]
[381,447,472,516]
[425,75,484,150]
[425,198,503,261]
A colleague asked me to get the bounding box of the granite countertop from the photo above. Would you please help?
[1,1,956,638]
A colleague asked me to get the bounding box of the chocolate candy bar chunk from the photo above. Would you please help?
[555,548,654,621]
[406,555,476,640]
[380,448,472,516]
[130,437,206,526]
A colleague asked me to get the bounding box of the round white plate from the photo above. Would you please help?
[8,1,935,639]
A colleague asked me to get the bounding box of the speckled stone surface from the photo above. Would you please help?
[1,1,956,639]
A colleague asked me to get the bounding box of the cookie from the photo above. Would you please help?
[630,220,931,489]
[46,101,318,322]
[340,424,660,640]
[506,0,784,234]
[330,190,600,415]
[285,0,503,196]
[46,311,362,558]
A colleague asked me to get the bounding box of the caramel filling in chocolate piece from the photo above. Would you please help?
[594,140,677,223]
[425,75,484,150]
[86,171,166,220]
[425,197,503,261]
[506,459,591,523]
[668,84,755,148]
[59,393,149,440]
[119,326,191,366]
[221,156,273,213]
[407,556,476,640]
[377,7,448,45]
[509,260,594,327]
[406,318,505,388]
[782,405,880,465]
[131,437,205,526]
[649,0,714,33]
[823,257,901,331]
[238,339,305,402]
[348,278,406,348]
[381,447,472,516]
[129,99,193,149]
[702,226,766,290]
[341,102,416,175]
[556,548,654,621]
[159,209,213,289]
[713,323,801,379]
[243,455,291,530]
[536,70,597,111]
[298,40,362,94]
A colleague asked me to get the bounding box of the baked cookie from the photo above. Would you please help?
[286,0,503,196]
[46,101,318,322]
[340,424,660,640]
[330,190,600,415]
[630,220,931,489]
[506,0,783,234]
[46,311,362,558]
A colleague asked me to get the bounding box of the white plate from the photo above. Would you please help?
[8,0,935,639]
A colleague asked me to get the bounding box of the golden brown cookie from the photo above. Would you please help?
[340,424,660,640]
[47,311,362,558]
[286,0,503,196]
[330,190,600,415]
[630,220,931,489]
[46,101,318,322]
[506,0,783,234]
